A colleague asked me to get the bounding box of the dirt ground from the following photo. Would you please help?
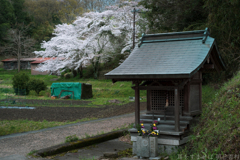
[0,101,146,122]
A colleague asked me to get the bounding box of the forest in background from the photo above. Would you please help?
[0,0,240,81]
[0,0,115,53]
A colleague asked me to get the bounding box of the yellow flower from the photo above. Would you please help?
[153,124,156,126]
[141,123,143,126]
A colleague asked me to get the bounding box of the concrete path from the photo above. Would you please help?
[0,112,140,160]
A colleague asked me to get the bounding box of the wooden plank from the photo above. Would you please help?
[174,88,180,132]
[190,110,202,116]
[58,90,74,99]
[183,82,189,114]
[135,82,140,126]
[139,86,182,90]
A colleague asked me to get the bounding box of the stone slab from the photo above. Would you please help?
[149,137,158,157]
[149,157,162,160]
[136,136,150,157]
[131,136,189,146]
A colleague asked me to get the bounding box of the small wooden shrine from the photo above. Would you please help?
[105,28,225,153]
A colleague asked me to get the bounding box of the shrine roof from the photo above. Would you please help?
[105,28,225,80]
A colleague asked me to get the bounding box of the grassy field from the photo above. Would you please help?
[0,68,147,106]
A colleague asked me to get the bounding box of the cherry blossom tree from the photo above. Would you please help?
[34,1,148,78]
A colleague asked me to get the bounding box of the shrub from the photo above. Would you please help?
[12,72,30,95]
[39,89,51,97]
[82,65,94,79]
[29,90,38,96]
[39,90,45,96]
[64,72,73,79]
[45,89,51,97]
[28,78,47,95]
[60,69,71,78]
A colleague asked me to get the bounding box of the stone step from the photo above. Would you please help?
[139,124,187,133]
[141,114,193,121]
[129,126,186,136]
[140,119,190,126]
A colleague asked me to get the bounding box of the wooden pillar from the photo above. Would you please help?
[135,82,140,127]
[147,90,150,111]
[174,87,180,132]
[199,71,202,112]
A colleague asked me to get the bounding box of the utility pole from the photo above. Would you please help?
[133,8,136,49]
[132,8,146,50]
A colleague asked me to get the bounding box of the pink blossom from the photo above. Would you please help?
[153,127,157,130]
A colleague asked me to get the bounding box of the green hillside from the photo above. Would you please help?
[170,72,240,159]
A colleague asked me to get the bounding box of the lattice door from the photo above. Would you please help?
[151,90,184,111]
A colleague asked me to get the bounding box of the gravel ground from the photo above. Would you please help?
[0,102,146,158]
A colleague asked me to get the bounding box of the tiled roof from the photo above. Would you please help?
[1,58,59,64]
[1,58,39,62]
[105,28,223,79]
[30,58,56,64]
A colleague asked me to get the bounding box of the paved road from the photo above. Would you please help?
[0,112,139,160]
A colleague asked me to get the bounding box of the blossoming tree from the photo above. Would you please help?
[34,1,148,78]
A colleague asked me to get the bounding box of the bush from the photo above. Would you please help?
[29,90,38,96]
[38,90,45,96]
[82,65,94,79]
[60,69,71,78]
[12,72,30,95]
[39,89,51,97]
[28,78,47,95]
[64,72,73,79]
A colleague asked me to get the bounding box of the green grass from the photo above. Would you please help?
[169,71,240,159]
[0,68,58,85]
[0,117,97,136]
[65,134,79,142]
[0,69,146,107]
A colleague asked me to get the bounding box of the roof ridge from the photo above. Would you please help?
[138,28,209,47]
[144,29,206,37]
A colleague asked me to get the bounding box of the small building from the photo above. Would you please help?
[1,57,55,75]
[2,58,38,70]
[105,28,225,154]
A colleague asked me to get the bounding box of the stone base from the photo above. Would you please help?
[133,142,183,155]
[131,135,189,156]
[158,144,179,154]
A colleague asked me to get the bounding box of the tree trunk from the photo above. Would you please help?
[72,68,77,77]
[78,65,83,78]
[17,31,21,73]
[93,57,100,79]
